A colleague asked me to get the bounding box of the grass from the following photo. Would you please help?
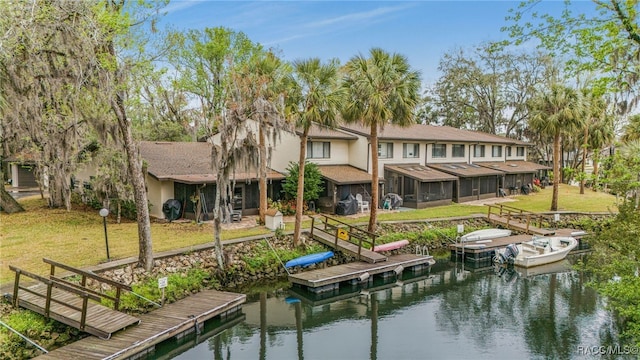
[0,184,618,285]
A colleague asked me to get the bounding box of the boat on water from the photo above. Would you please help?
[285,251,334,268]
[515,259,572,278]
[460,228,512,242]
[494,236,578,268]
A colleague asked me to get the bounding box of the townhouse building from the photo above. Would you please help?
[69,121,548,220]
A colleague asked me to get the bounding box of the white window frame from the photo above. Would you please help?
[452,144,465,158]
[378,142,394,159]
[307,141,330,159]
[403,143,419,158]
[492,145,502,158]
[432,144,446,158]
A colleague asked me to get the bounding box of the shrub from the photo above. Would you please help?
[281,161,323,202]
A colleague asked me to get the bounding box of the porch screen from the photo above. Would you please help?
[459,178,473,197]
[504,174,517,189]
[479,176,498,195]
[403,176,416,200]
[419,181,452,201]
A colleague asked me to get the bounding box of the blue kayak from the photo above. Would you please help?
[285,251,334,268]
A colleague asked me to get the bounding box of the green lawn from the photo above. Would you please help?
[0,184,618,285]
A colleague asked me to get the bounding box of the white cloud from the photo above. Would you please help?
[163,0,206,14]
[306,4,414,29]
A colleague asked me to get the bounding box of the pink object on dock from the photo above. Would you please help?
[373,239,410,252]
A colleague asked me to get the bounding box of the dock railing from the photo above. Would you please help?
[9,265,101,332]
[311,214,377,260]
[43,258,132,311]
[486,204,546,233]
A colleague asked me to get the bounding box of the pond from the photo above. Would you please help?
[150,257,634,360]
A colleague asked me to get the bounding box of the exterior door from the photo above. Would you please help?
[233,186,244,211]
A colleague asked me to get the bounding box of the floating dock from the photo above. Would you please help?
[288,254,435,293]
[37,289,246,360]
[449,228,587,267]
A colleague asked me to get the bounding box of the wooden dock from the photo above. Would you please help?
[9,260,140,339]
[486,204,556,236]
[310,215,387,263]
[289,253,435,292]
[449,228,587,266]
[311,229,387,263]
[288,266,432,306]
[37,289,246,360]
[11,284,140,340]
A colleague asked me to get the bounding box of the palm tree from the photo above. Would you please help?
[579,90,613,194]
[621,114,640,143]
[528,84,584,211]
[287,58,344,245]
[342,48,421,233]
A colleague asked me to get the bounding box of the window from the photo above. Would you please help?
[378,142,394,158]
[432,144,446,158]
[474,144,485,158]
[492,145,502,158]
[403,143,419,158]
[452,144,465,158]
[516,147,525,156]
[506,146,512,157]
[307,141,330,159]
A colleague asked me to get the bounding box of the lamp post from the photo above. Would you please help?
[99,208,110,261]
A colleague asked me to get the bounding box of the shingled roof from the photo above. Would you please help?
[317,165,382,185]
[297,124,358,140]
[427,163,504,177]
[138,141,283,184]
[384,164,458,182]
[340,123,529,146]
[476,161,551,174]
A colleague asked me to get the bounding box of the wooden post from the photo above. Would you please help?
[310,217,315,238]
[115,287,122,311]
[80,295,88,330]
[45,281,53,317]
[12,270,20,307]
[49,263,55,278]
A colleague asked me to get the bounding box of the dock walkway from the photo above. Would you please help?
[289,254,434,291]
[37,289,246,360]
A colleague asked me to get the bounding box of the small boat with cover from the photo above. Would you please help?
[285,251,334,268]
[460,228,512,242]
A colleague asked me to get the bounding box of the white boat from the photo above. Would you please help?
[496,236,578,268]
[460,228,512,242]
[515,259,572,278]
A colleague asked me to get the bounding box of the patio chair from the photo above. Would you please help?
[356,193,370,213]
[228,203,242,222]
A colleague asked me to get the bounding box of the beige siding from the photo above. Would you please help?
[146,176,174,219]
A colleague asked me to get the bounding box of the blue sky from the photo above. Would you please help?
[161,1,597,85]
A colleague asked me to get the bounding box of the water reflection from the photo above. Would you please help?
[159,258,631,360]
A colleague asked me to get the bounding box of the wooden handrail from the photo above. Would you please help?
[44,258,131,310]
[9,265,100,330]
[44,258,132,291]
[311,215,378,258]
[9,266,101,302]
[486,204,550,235]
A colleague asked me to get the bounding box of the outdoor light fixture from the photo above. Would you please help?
[99,208,110,261]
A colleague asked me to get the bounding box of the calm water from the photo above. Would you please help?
[152,258,634,360]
